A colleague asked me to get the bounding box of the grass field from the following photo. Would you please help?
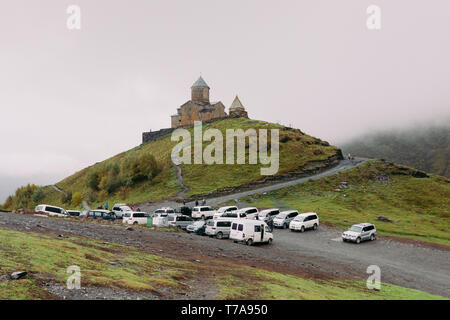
[0,228,445,300]
[240,160,450,246]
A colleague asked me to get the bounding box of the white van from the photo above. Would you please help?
[123,212,150,225]
[236,207,259,220]
[153,207,175,217]
[191,206,215,220]
[230,219,273,246]
[213,206,238,219]
[35,204,68,218]
[258,208,280,222]
[152,214,169,227]
[289,213,319,232]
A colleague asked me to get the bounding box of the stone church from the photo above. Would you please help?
[171,76,248,128]
[142,76,248,144]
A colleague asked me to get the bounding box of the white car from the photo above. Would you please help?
[273,210,299,228]
[123,212,150,225]
[191,206,216,220]
[342,223,377,244]
[258,208,280,222]
[234,207,259,220]
[35,204,68,218]
[153,207,175,217]
[112,204,132,218]
[230,219,273,245]
[213,206,238,219]
[289,213,319,232]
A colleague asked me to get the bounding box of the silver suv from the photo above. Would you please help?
[342,223,377,244]
[273,210,299,229]
[205,219,232,239]
[168,214,194,230]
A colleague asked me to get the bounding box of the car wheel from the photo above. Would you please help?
[370,234,376,241]
[133,221,138,225]
[313,224,318,230]
[268,238,273,245]
[247,239,253,246]
[283,223,288,229]
[201,215,205,220]
[356,237,361,244]
[216,232,223,239]
[300,226,305,233]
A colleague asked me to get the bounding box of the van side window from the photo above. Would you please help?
[238,224,243,231]
[255,225,261,232]
[232,223,237,230]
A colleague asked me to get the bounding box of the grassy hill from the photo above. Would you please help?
[1,118,342,210]
[238,160,450,246]
[341,124,450,178]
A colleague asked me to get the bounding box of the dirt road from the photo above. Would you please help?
[139,158,367,212]
[1,211,449,298]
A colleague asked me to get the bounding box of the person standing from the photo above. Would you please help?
[105,203,109,210]
[267,215,274,232]
[195,199,199,206]
[202,199,206,205]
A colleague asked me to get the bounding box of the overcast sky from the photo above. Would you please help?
[0,0,449,202]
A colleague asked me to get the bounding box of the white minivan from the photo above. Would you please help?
[230,219,273,246]
[35,204,68,218]
[289,213,319,232]
[213,206,238,219]
[123,212,150,225]
[191,206,216,220]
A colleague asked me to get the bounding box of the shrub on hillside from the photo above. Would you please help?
[72,192,83,207]
[31,188,46,205]
[61,191,72,205]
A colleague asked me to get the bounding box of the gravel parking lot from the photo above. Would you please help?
[1,211,449,298]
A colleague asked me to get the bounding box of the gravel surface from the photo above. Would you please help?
[1,211,449,298]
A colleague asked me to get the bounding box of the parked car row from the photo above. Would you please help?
[35,203,377,245]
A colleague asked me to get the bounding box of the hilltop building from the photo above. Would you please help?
[142,76,249,143]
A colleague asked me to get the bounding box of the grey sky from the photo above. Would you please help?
[1,0,449,202]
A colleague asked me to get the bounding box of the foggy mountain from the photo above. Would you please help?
[341,123,449,178]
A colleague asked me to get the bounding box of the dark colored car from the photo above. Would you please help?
[84,210,116,221]
[176,206,192,216]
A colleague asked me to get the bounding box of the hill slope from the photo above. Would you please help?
[239,160,450,246]
[2,118,342,210]
[341,124,450,178]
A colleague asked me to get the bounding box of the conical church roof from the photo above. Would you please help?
[230,95,245,110]
[191,76,210,89]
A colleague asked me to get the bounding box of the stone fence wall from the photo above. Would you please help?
[142,128,174,144]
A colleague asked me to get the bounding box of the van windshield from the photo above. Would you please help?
[167,216,175,221]
[207,220,215,226]
[276,212,288,218]
[294,216,304,222]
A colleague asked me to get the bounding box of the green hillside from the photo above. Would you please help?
[341,124,449,178]
[1,118,342,210]
[239,160,450,246]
